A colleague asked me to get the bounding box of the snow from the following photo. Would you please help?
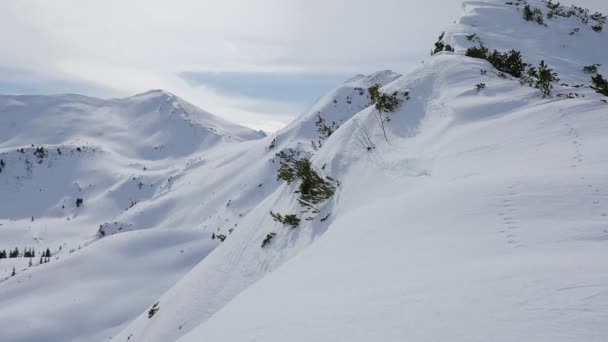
[1,0,608,341]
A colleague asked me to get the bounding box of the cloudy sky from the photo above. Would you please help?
[1,0,605,131]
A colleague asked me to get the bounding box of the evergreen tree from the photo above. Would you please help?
[536,61,559,97]
[11,266,15,277]
[591,74,608,96]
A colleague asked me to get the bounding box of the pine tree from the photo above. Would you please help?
[536,60,559,97]
[591,74,608,96]
[11,266,15,277]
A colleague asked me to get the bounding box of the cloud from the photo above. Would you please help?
[1,0,606,131]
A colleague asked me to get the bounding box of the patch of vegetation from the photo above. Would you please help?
[368,84,404,113]
[148,302,160,318]
[293,159,336,207]
[591,74,608,96]
[523,5,544,24]
[76,198,84,208]
[311,115,340,150]
[431,32,454,55]
[475,83,486,91]
[465,45,489,59]
[268,137,276,150]
[276,149,299,183]
[544,0,606,31]
[261,232,276,248]
[536,61,560,97]
[465,33,482,44]
[0,159,5,173]
[583,64,600,74]
[521,60,560,97]
[211,233,227,242]
[368,84,409,141]
[276,151,337,210]
[466,47,527,78]
[33,146,47,160]
[270,211,300,228]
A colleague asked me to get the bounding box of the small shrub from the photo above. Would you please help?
[592,25,603,32]
[294,159,336,206]
[76,198,84,208]
[475,83,486,91]
[261,233,276,248]
[591,74,608,96]
[148,302,160,318]
[465,45,489,59]
[523,5,544,24]
[276,149,298,183]
[432,32,446,55]
[583,64,600,74]
[466,47,526,78]
[368,84,403,113]
[536,61,560,97]
[270,211,300,228]
[311,115,339,150]
[486,50,527,78]
[33,147,47,159]
[466,33,478,42]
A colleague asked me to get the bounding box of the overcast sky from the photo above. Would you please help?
[1,0,605,131]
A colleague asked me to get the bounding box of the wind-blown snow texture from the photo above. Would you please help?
[2,1,608,341]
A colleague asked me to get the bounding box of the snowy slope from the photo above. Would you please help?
[110,71,403,342]
[0,91,264,341]
[2,0,608,341]
[116,1,608,341]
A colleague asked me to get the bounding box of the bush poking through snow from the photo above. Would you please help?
[536,61,560,97]
[76,198,84,208]
[148,302,160,318]
[276,149,299,183]
[270,211,300,228]
[466,47,527,78]
[591,74,608,96]
[431,32,453,55]
[276,152,337,207]
[521,60,560,97]
[368,84,404,113]
[293,159,336,207]
[261,233,276,248]
[368,84,408,141]
[583,64,600,74]
[311,115,340,150]
[466,45,489,59]
[475,83,486,91]
[523,5,544,24]
[487,50,527,78]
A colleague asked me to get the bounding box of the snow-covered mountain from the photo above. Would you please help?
[1,0,608,341]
